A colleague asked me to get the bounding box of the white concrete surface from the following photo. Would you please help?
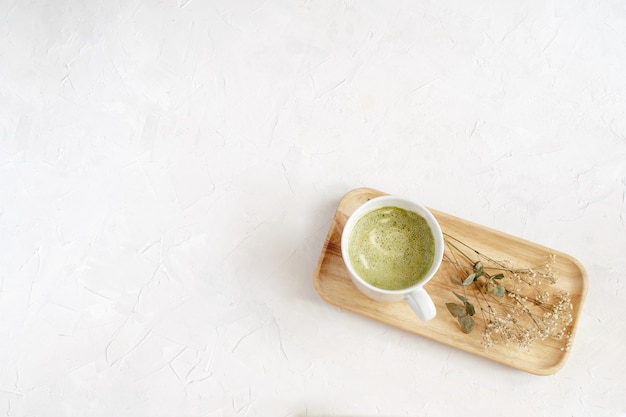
[1,0,625,416]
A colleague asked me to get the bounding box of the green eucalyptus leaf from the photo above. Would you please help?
[492,273,505,280]
[464,301,476,316]
[450,277,462,286]
[453,291,468,303]
[458,315,475,334]
[473,261,483,272]
[446,303,466,318]
[462,273,476,286]
[492,284,505,297]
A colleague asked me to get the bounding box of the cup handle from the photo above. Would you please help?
[405,288,436,321]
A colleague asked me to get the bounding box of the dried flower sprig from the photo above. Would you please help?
[443,234,573,351]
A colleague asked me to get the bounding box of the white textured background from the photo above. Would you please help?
[1,0,625,416]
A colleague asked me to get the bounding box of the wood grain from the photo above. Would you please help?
[313,188,588,375]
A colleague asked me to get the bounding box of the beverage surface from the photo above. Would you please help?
[348,206,435,290]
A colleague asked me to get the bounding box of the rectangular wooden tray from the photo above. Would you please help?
[313,188,588,375]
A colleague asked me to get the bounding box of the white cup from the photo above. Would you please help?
[341,195,444,321]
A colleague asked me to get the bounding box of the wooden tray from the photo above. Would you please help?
[314,188,588,375]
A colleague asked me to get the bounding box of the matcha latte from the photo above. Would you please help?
[347,206,436,290]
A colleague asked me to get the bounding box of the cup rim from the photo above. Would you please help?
[341,195,444,295]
